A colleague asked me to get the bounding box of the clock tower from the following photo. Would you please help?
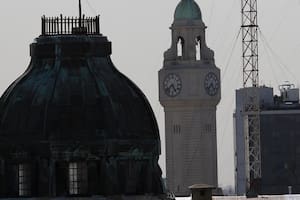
[159,0,221,196]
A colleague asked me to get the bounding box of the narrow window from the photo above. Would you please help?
[18,164,31,197]
[196,37,201,61]
[177,37,184,57]
[69,162,88,195]
[173,124,181,135]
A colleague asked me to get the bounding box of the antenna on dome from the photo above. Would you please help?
[79,0,82,18]
[79,0,82,27]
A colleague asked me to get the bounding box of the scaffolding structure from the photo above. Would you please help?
[241,0,261,195]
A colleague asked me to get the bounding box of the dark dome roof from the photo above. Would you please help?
[0,35,160,151]
[0,17,165,198]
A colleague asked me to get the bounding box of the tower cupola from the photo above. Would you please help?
[164,0,215,65]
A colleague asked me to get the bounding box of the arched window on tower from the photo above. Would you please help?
[69,162,88,196]
[18,163,31,197]
[196,36,201,61]
[177,37,184,58]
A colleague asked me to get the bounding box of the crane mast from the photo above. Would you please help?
[241,0,261,194]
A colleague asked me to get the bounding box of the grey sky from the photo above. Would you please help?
[0,0,300,189]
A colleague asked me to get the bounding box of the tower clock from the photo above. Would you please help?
[158,0,221,196]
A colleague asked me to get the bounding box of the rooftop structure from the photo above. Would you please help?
[41,15,100,35]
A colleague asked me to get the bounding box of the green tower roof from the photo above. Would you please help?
[174,0,202,20]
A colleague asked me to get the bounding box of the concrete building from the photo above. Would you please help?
[159,0,221,196]
[234,84,300,195]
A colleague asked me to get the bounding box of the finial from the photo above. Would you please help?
[79,0,82,18]
[79,0,82,27]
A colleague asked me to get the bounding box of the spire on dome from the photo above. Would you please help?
[79,0,82,19]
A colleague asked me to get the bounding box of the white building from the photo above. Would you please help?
[159,0,221,196]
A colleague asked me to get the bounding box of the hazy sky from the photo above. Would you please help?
[0,0,300,189]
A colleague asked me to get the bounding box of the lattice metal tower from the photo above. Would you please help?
[241,0,261,194]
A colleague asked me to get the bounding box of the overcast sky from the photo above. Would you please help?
[0,0,300,189]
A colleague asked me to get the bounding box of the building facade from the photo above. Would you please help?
[159,0,221,196]
[234,84,300,195]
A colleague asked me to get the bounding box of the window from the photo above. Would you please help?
[177,37,184,57]
[173,124,181,135]
[203,124,212,133]
[18,164,31,197]
[196,36,201,61]
[69,162,88,195]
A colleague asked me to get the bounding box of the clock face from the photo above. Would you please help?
[163,74,182,97]
[204,72,220,96]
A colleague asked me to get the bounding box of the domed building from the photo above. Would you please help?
[0,14,165,198]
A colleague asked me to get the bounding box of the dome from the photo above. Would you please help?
[0,16,164,197]
[0,35,160,144]
[174,0,202,20]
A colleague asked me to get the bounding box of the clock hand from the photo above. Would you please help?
[170,84,176,91]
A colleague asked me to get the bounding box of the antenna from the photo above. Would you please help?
[79,0,82,27]
[241,0,261,196]
[79,0,82,18]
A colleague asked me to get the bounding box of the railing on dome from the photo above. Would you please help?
[41,15,100,36]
